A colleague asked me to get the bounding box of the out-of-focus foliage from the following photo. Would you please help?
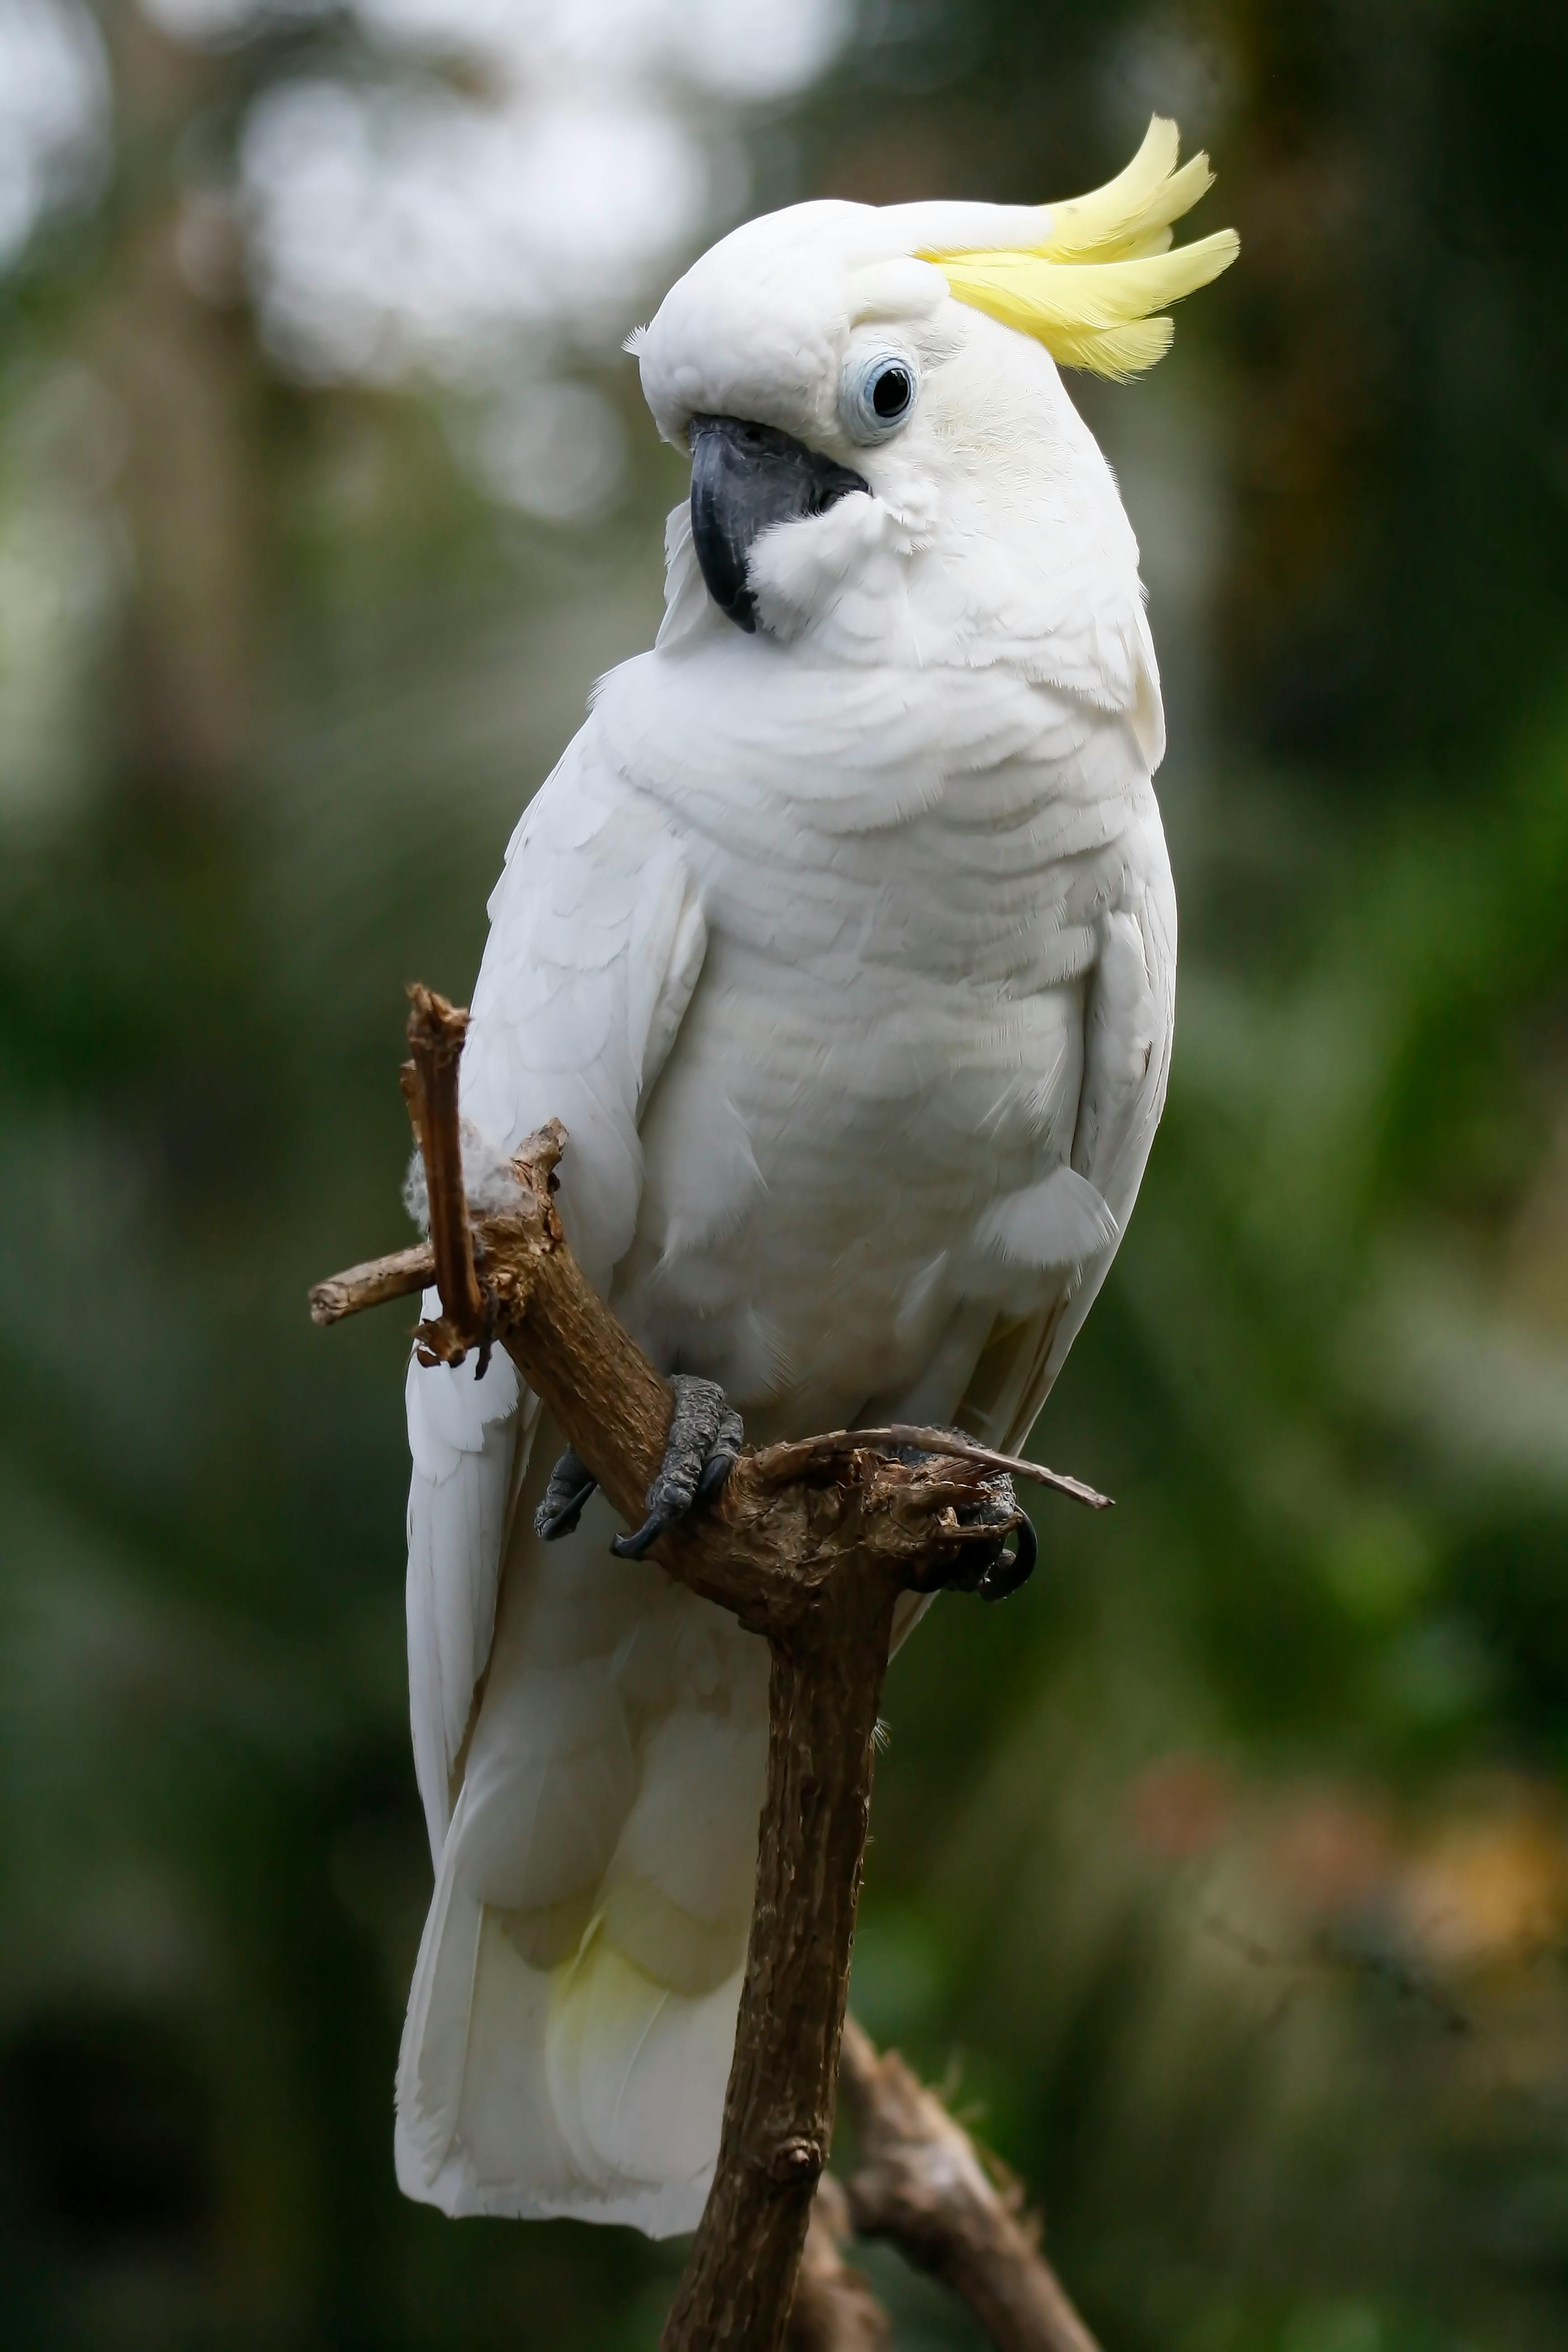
[1,4,1565,2348]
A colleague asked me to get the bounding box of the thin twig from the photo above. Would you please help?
[754,1427,1112,1512]
[838,2019,1102,2352]
[308,1242,433,1326]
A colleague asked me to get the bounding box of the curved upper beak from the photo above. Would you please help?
[688,414,869,633]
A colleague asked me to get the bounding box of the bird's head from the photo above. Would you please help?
[632,118,1237,654]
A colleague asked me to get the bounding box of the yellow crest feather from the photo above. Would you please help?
[920,117,1239,380]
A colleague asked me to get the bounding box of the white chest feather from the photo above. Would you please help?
[590,639,1160,1427]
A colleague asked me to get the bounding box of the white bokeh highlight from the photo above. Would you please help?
[0,0,109,266]
[461,379,630,523]
[132,0,850,384]
[355,0,850,102]
[239,76,714,381]
[2,0,851,526]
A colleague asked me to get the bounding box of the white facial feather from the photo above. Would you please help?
[637,205,1153,715]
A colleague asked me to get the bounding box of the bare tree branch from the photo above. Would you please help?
[311,988,1107,2352]
[838,2018,1103,2352]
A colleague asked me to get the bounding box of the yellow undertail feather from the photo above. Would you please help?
[921,116,1239,380]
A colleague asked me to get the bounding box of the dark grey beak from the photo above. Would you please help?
[688,414,868,633]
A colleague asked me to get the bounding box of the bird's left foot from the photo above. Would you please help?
[964,1500,1037,1602]
[934,1485,1036,1601]
[609,1375,744,1559]
[895,1433,1037,1603]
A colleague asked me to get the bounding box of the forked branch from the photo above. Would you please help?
[836,2019,1103,2352]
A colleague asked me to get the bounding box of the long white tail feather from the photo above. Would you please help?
[396,1418,769,2230]
[405,1328,530,1859]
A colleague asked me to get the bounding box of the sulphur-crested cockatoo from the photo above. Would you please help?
[395,118,1236,2233]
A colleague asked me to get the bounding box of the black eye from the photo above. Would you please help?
[840,348,920,442]
[872,364,913,420]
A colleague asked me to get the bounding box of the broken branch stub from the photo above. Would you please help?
[308,1241,433,1327]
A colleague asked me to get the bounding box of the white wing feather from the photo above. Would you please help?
[403,732,706,1862]
[957,792,1176,1461]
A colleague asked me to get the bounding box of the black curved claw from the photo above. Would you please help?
[610,1377,743,1560]
[609,1514,667,1562]
[892,1427,1038,1603]
[535,1447,597,1541]
[473,1286,499,1381]
[976,1508,1037,1603]
[696,1407,744,1501]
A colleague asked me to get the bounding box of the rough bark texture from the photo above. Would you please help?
[838,2019,1103,2352]
[660,1555,899,2349]
[314,987,1105,2352]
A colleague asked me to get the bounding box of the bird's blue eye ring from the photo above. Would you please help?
[840,350,919,443]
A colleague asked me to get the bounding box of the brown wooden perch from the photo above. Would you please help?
[312,985,1108,2352]
[784,2019,1102,2352]
[829,2019,1103,2352]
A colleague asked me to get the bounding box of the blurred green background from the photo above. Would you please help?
[3,2,1567,2346]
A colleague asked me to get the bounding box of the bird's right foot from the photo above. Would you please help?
[890,1432,1038,1603]
[534,1376,744,1555]
[535,1446,597,1541]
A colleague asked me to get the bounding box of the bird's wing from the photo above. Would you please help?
[405,730,707,1860]
[957,781,1177,1462]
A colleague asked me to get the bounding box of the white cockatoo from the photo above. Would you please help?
[395,119,1236,2234]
